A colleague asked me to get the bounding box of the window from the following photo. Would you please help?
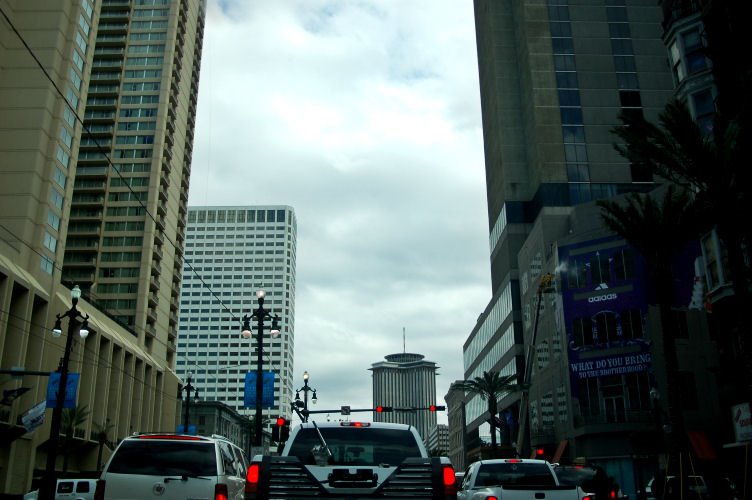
[50,188,64,209]
[620,308,643,339]
[691,88,715,135]
[682,29,707,75]
[43,232,57,252]
[594,311,619,343]
[572,317,594,346]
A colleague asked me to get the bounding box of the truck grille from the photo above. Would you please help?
[259,456,443,499]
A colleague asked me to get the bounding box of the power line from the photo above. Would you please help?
[0,5,241,330]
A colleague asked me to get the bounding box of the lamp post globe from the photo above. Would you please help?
[42,285,90,500]
[241,289,281,450]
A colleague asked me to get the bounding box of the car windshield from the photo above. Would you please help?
[287,428,422,466]
[475,463,557,487]
[107,440,217,476]
[555,466,598,486]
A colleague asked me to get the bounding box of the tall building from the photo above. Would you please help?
[176,206,297,430]
[426,424,449,456]
[0,0,205,494]
[464,0,718,489]
[370,353,438,442]
[62,0,205,367]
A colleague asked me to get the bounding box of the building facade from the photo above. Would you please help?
[444,381,468,470]
[0,0,205,494]
[426,424,449,456]
[176,206,297,430]
[370,353,438,442]
[464,0,721,494]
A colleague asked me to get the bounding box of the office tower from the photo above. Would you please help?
[176,206,297,427]
[0,0,205,493]
[426,424,449,455]
[466,0,677,465]
[467,0,724,488]
[370,353,438,442]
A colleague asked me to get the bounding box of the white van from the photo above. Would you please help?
[23,478,97,500]
[95,433,248,500]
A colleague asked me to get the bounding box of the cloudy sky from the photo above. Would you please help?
[188,0,491,424]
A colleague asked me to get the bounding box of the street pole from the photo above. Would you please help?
[182,374,197,433]
[42,285,89,500]
[515,274,553,458]
[295,371,317,423]
[241,290,280,449]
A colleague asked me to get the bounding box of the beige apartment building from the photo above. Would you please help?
[0,0,205,494]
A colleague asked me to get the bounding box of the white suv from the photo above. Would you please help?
[95,433,248,500]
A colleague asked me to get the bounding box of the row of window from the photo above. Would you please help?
[188,209,289,224]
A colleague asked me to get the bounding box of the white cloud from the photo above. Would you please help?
[190,0,490,424]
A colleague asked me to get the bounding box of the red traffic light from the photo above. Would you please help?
[429,405,437,411]
[376,406,383,413]
[375,406,393,413]
[536,448,545,456]
[428,405,445,411]
[276,417,286,427]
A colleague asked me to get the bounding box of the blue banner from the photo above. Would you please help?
[46,373,79,409]
[244,371,275,408]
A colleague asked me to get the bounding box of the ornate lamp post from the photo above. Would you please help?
[42,285,89,500]
[241,289,280,448]
[294,371,318,422]
[182,373,199,433]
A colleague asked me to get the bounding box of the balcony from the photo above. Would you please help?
[150,276,159,292]
[145,323,157,337]
[70,194,104,207]
[146,308,157,324]
[148,292,159,308]
[152,245,163,262]
[75,166,108,178]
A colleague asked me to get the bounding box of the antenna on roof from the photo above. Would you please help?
[403,327,406,353]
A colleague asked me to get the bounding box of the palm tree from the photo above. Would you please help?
[93,418,115,471]
[60,404,90,472]
[461,371,518,456]
[612,99,752,398]
[597,186,700,454]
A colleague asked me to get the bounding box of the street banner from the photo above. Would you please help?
[46,373,79,408]
[22,401,46,433]
[244,371,274,408]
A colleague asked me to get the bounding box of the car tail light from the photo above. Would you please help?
[442,464,458,496]
[94,480,105,500]
[486,496,499,500]
[506,459,522,463]
[610,490,617,499]
[214,483,228,500]
[339,421,371,427]
[582,495,595,500]
[245,463,260,494]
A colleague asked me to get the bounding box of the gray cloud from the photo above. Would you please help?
[190,0,489,423]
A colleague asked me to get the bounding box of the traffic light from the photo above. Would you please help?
[535,447,545,458]
[272,417,288,442]
[428,405,446,412]
[280,419,290,442]
[375,406,393,413]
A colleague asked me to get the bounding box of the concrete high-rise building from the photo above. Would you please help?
[466,0,674,442]
[0,0,205,494]
[370,353,438,442]
[426,424,449,456]
[61,0,205,367]
[176,206,297,429]
[465,0,722,491]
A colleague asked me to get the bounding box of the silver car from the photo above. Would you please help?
[96,433,248,500]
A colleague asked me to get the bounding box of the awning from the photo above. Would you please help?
[688,430,717,460]
[552,439,569,463]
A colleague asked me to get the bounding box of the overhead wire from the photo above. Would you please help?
[0,4,242,327]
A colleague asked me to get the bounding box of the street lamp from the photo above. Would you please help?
[241,289,280,449]
[294,370,318,422]
[43,285,89,500]
[181,373,199,433]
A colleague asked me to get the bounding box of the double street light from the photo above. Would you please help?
[294,371,318,422]
[241,289,280,448]
[43,285,89,500]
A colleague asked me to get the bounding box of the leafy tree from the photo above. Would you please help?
[612,99,752,399]
[93,418,115,471]
[60,404,90,472]
[461,371,518,456]
[597,186,699,453]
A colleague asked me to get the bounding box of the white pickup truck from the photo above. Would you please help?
[458,458,588,500]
